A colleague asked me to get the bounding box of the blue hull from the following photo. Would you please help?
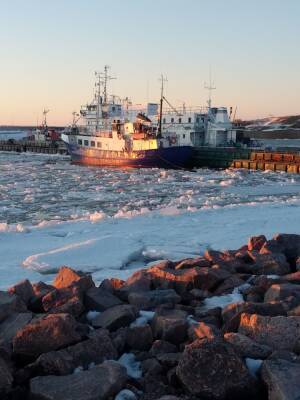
[66,144,193,169]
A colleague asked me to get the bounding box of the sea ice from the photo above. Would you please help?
[117,353,142,379]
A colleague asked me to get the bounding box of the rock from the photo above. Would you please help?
[30,360,127,400]
[157,397,181,400]
[296,256,300,271]
[148,265,230,293]
[222,301,287,333]
[0,312,32,345]
[111,328,128,355]
[126,324,153,351]
[53,266,94,292]
[239,313,300,351]
[141,358,163,375]
[13,313,83,358]
[128,290,180,310]
[0,291,26,323]
[116,270,152,301]
[149,340,178,356]
[189,322,221,341]
[151,309,188,345]
[204,249,226,264]
[85,287,123,311]
[268,350,300,363]
[264,283,300,302]
[34,329,117,375]
[283,270,300,283]
[189,288,211,300]
[92,305,138,331]
[248,235,267,252]
[8,279,34,305]
[156,353,181,369]
[29,281,55,312]
[224,332,272,359]
[0,357,13,395]
[273,233,300,259]
[175,257,210,270]
[259,239,285,255]
[176,337,255,399]
[42,285,84,317]
[249,252,290,275]
[213,276,245,295]
[261,359,300,400]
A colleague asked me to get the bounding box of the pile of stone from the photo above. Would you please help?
[1,233,300,399]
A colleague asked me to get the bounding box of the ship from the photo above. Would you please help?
[61,67,193,169]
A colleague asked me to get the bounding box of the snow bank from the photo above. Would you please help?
[118,353,142,379]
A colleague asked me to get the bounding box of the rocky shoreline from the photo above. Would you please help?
[1,233,300,399]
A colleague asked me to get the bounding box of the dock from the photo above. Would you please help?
[232,151,300,173]
[0,140,68,155]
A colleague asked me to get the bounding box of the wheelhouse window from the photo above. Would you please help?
[171,118,174,123]
[188,117,192,123]
[163,118,166,123]
[178,118,182,123]
[84,140,89,146]
[183,134,186,139]
[97,142,102,148]
[78,139,82,145]
[91,141,95,147]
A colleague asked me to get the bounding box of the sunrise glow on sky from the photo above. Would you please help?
[1,0,300,125]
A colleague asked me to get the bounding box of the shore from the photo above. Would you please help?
[0,233,300,399]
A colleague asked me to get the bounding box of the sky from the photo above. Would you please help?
[0,0,299,125]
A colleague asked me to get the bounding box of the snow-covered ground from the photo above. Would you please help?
[0,152,300,289]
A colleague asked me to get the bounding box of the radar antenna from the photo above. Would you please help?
[158,74,168,136]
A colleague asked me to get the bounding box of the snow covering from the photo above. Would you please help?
[118,353,142,379]
[1,153,300,288]
[86,311,101,322]
[201,284,251,311]
[115,389,137,400]
[130,310,155,327]
[245,358,263,377]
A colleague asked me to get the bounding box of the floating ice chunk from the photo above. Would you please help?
[86,310,101,322]
[118,353,142,379]
[88,362,95,369]
[115,389,137,400]
[89,211,106,222]
[130,310,155,327]
[245,358,263,377]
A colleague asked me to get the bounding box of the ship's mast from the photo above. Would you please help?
[94,66,116,131]
[158,74,167,137]
[204,67,216,110]
[42,109,50,128]
[94,71,102,131]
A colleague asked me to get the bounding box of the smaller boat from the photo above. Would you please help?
[61,67,193,169]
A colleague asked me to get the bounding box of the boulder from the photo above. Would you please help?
[126,324,153,351]
[151,309,188,345]
[213,276,245,295]
[239,313,300,351]
[188,321,221,341]
[42,285,84,317]
[148,265,230,293]
[0,357,13,396]
[128,289,180,310]
[85,287,122,311]
[296,256,300,271]
[261,359,300,400]
[0,291,26,323]
[30,360,127,400]
[249,252,290,275]
[0,312,32,345]
[156,353,181,369]
[30,281,55,312]
[116,270,152,301]
[149,340,178,356]
[13,313,83,358]
[8,279,34,305]
[264,283,300,302]
[224,332,272,359]
[175,257,210,270]
[283,270,300,283]
[273,233,300,259]
[34,329,117,375]
[176,338,255,399]
[92,305,138,331]
[53,266,94,292]
[248,235,267,252]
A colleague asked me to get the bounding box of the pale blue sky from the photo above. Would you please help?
[0,0,299,124]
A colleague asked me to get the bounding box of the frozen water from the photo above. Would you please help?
[0,152,300,288]
[86,311,101,322]
[201,284,250,311]
[117,353,142,379]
